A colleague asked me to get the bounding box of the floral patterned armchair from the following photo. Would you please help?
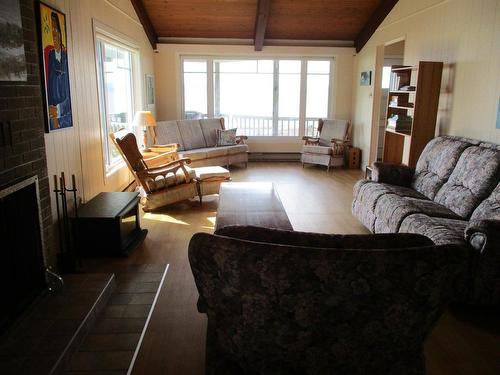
[301,118,351,171]
[189,226,469,375]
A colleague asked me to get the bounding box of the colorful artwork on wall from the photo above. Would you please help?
[38,2,73,132]
[0,0,27,81]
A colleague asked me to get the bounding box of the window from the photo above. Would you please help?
[381,66,392,89]
[181,57,333,137]
[183,60,208,119]
[305,61,331,136]
[96,38,136,170]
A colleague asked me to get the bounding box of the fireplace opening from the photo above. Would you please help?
[0,176,47,332]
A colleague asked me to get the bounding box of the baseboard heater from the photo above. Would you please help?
[248,152,301,162]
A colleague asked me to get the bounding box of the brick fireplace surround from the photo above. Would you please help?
[0,0,54,265]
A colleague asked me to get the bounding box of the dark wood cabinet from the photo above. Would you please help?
[74,192,147,256]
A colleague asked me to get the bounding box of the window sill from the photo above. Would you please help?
[105,160,126,178]
[245,136,303,143]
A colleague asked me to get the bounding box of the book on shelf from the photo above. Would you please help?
[389,73,401,91]
[387,114,412,133]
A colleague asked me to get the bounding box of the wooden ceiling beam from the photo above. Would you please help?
[254,0,271,51]
[131,0,158,50]
[355,0,399,53]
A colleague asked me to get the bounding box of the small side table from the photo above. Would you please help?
[365,166,373,180]
[348,147,361,169]
[74,192,147,256]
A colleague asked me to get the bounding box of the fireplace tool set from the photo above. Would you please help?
[53,172,81,272]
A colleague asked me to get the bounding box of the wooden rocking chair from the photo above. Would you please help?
[110,131,199,211]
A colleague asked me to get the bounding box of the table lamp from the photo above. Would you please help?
[133,111,157,148]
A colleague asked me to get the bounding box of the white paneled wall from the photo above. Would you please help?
[352,0,500,168]
[42,0,155,220]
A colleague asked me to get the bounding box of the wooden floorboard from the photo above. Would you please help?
[87,162,498,375]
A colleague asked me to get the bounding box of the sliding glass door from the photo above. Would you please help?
[181,57,333,137]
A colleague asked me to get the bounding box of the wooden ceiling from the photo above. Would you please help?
[131,0,399,52]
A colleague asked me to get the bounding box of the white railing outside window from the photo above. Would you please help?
[181,57,333,138]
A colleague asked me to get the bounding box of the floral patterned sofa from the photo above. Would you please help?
[352,136,500,304]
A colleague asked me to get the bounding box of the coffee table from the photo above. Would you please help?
[215,182,293,232]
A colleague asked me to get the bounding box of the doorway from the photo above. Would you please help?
[369,39,405,165]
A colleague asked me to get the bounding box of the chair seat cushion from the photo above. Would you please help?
[374,194,460,232]
[302,145,332,155]
[399,214,468,246]
[146,167,196,192]
[180,149,208,161]
[195,166,230,180]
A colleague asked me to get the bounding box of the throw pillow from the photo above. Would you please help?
[216,128,237,147]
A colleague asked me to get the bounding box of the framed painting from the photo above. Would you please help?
[37,2,73,132]
[146,74,155,107]
[360,71,372,86]
[496,96,500,129]
[0,0,27,81]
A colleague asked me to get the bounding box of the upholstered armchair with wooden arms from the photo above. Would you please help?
[301,118,351,171]
[110,131,199,211]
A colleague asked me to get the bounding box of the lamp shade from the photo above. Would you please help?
[133,111,156,128]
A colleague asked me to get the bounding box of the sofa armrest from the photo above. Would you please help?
[235,135,248,144]
[465,219,500,254]
[149,143,179,152]
[372,162,414,186]
[464,219,500,304]
[302,136,320,145]
[214,225,433,249]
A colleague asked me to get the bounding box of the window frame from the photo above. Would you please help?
[179,55,335,139]
[94,25,140,175]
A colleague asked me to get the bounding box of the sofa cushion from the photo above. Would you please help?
[155,121,185,151]
[203,147,228,158]
[224,144,248,155]
[470,182,500,221]
[399,214,468,246]
[200,118,223,147]
[302,145,332,155]
[353,180,426,212]
[177,120,207,150]
[374,195,460,233]
[146,167,196,192]
[216,128,237,146]
[434,145,500,218]
[411,136,473,200]
[180,149,208,161]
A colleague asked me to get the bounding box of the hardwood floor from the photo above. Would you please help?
[86,162,499,375]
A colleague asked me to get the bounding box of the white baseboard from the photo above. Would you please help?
[249,153,301,161]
